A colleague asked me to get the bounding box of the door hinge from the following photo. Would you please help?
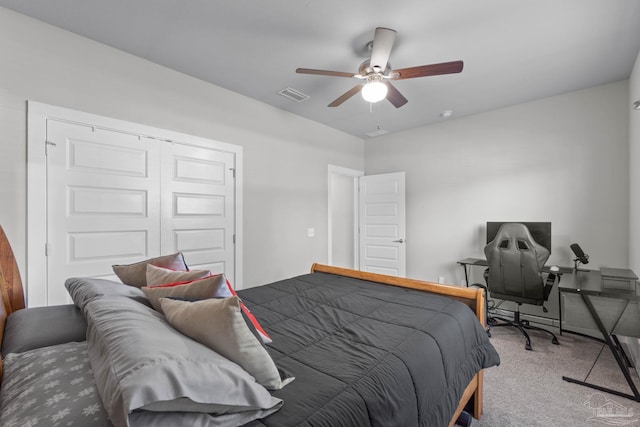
[45,140,56,155]
[233,234,236,244]
[229,168,236,178]
[45,242,50,256]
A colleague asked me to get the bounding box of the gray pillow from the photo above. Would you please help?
[142,274,231,313]
[112,252,188,288]
[145,263,211,286]
[65,277,150,310]
[84,296,282,426]
[161,297,294,390]
[1,304,87,357]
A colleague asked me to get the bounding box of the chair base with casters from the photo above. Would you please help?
[489,303,559,351]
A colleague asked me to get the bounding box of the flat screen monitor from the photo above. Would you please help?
[486,222,552,253]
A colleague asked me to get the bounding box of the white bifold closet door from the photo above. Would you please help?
[44,120,236,305]
[159,142,235,275]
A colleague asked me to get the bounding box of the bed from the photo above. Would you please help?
[0,261,499,427]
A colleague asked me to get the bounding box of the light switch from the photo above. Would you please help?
[307,227,315,237]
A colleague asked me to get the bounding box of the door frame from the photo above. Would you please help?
[27,101,243,306]
[327,165,363,269]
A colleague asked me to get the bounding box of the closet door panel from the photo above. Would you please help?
[46,121,161,305]
[160,143,236,283]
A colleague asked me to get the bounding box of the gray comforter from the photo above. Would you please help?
[237,272,500,427]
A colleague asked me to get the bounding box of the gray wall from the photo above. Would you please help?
[365,81,630,286]
[625,42,640,366]
[0,7,364,290]
[630,49,640,271]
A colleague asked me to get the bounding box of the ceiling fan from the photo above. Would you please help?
[296,27,463,108]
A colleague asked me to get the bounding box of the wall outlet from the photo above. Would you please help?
[307,227,315,237]
[437,276,445,284]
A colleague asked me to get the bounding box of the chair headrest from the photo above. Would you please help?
[484,223,550,267]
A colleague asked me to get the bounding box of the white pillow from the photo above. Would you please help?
[160,297,294,390]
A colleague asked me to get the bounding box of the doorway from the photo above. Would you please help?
[328,165,362,269]
[328,166,406,276]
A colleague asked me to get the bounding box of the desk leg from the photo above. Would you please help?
[558,288,563,335]
[459,263,470,287]
[562,293,640,402]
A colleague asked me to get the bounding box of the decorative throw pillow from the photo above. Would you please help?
[142,274,231,313]
[160,297,294,390]
[112,253,188,288]
[145,264,211,287]
[224,277,272,344]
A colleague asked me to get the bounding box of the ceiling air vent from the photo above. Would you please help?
[278,87,310,102]
[365,127,389,138]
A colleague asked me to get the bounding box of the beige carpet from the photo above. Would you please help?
[473,326,640,427]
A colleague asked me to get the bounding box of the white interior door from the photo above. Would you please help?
[359,172,406,277]
[46,121,161,305]
[161,142,236,284]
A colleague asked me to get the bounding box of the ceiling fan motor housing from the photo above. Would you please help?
[359,59,391,77]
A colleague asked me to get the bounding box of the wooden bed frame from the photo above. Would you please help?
[310,263,487,427]
[0,226,25,315]
[0,226,25,380]
[0,254,486,426]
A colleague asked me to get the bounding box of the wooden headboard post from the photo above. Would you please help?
[0,268,8,379]
[0,225,25,313]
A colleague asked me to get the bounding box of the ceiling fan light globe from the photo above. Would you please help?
[362,81,388,103]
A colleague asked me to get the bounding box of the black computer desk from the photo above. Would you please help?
[459,259,640,401]
[558,270,640,401]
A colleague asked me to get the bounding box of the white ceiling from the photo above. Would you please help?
[2,0,640,138]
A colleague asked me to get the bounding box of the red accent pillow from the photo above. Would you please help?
[225,278,272,345]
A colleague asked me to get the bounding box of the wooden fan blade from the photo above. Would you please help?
[384,82,408,108]
[392,60,464,80]
[296,68,356,78]
[328,85,363,107]
[370,27,397,71]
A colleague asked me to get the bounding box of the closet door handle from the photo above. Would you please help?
[393,238,405,243]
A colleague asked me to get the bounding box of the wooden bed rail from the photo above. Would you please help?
[310,263,486,327]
